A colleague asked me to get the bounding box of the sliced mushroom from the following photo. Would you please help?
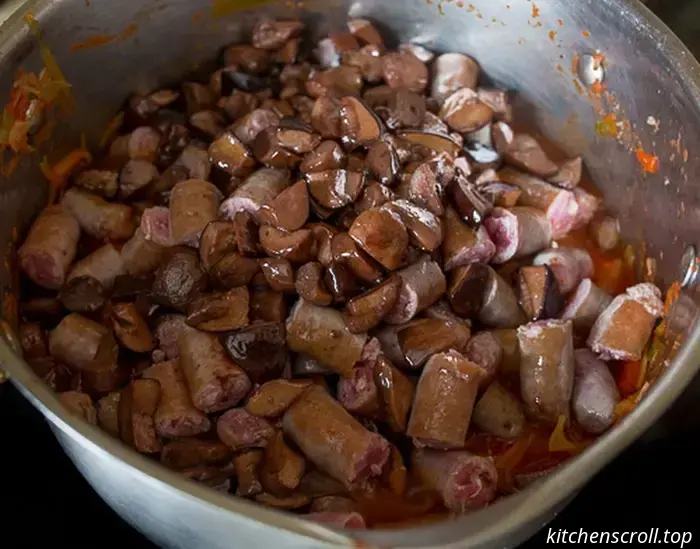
[307,66,363,98]
[258,180,309,231]
[253,127,302,169]
[276,119,322,154]
[59,276,107,313]
[396,318,469,369]
[348,209,409,270]
[306,169,365,210]
[259,226,315,263]
[395,130,461,158]
[300,140,346,173]
[339,97,382,149]
[448,262,490,318]
[246,379,312,418]
[210,252,260,289]
[382,51,428,92]
[199,221,237,272]
[324,261,359,303]
[209,132,256,176]
[450,175,493,228]
[111,302,154,353]
[516,265,564,321]
[260,258,296,292]
[222,322,289,383]
[295,262,333,306]
[233,211,261,257]
[186,287,250,331]
[439,89,493,133]
[366,140,399,186]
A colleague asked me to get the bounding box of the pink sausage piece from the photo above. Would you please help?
[170,179,223,247]
[19,205,80,290]
[384,256,446,324]
[560,279,612,331]
[140,206,174,247]
[533,247,593,294]
[484,207,552,264]
[220,167,290,220]
[412,449,498,513]
[337,362,379,417]
[587,282,664,361]
[217,408,275,450]
[571,187,602,231]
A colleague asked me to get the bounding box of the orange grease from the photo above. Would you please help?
[69,24,138,52]
[636,147,659,174]
[582,30,591,37]
[549,30,557,41]
[531,3,540,17]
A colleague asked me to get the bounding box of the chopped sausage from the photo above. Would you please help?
[518,319,575,424]
[412,449,497,513]
[217,408,275,450]
[19,205,80,289]
[572,349,620,434]
[61,188,135,241]
[450,176,493,229]
[339,96,382,149]
[179,328,252,413]
[286,299,367,376]
[258,180,309,231]
[532,247,594,294]
[49,313,117,372]
[560,279,613,331]
[198,221,237,271]
[346,275,401,325]
[182,82,216,115]
[463,331,502,388]
[571,187,602,231]
[384,256,446,324]
[547,157,583,189]
[431,53,480,104]
[153,315,188,362]
[246,379,312,417]
[97,391,121,437]
[75,169,119,198]
[250,288,287,323]
[142,360,211,437]
[307,66,363,98]
[234,450,264,496]
[111,302,154,352]
[119,159,159,199]
[484,206,553,264]
[472,382,526,440]
[160,439,232,469]
[139,206,173,247]
[349,209,408,270]
[59,391,98,424]
[222,322,289,383]
[479,182,521,208]
[374,355,415,432]
[282,385,390,488]
[68,243,124,291]
[170,179,223,247]
[118,379,161,453]
[587,282,664,361]
[407,350,482,448]
[479,265,526,329]
[504,134,559,178]
[442,206,496,270]
[498,168,579,238]
[151,248,207,312]
[186,287,250,332]
[260,431,307,496]
[300,140,346,173]
[252,18,304,50]
[396,319,469,369]
[516,264,564,320]
[337,362,380,416]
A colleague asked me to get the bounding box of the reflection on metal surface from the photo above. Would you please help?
[577,52,606,87]
[679,244,699,288]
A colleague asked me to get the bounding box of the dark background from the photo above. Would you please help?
[3,1,700,547]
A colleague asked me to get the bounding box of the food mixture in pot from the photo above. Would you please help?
[15,18,666,529]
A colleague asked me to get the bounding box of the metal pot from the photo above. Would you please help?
[0,0,699,547]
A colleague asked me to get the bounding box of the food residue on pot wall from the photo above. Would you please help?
[68,24,138,52]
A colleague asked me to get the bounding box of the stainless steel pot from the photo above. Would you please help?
[1,0,699,547]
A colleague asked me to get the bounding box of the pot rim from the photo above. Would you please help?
[1,0,699,546]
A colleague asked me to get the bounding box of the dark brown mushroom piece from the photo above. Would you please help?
[516,265,564,321]
[450,175,493,228]
[382,88,426,130]
[365,141,399,186]
[189,110,227,140]
[231,108,280,147]
[396,318,470,369]
[186,287,250,331]
[382,200,443,252]
[253,127,302,169]
[223,44,271,74]
[258,180,309,231]
[218,90,259,120]
[349,209,409,271]
[339,97,382,149]
[310,96,343,139]
[246,379,312,418]
[260,431,306,496]
[504,134,559,178]
[306,66,363,98]
[341,45,383,83]
[295,262,333,306]
[431,53,480,104]
[250,288,287,323]
[479,181,521,208]
[324,261,359,303]
[548,157,583,190]
[209,132,256,177]
[331,232,383,284]
[58,276,107,313]
[233,211,261,257]
[395,130,462,158]
[374,356,415,433]
[210,252,260,289]
[199,221,237,272]
[299,140,346,173]
[20,323,47,361]
[275,119,322,155]
[308,223,338,267]
[260,258,296,293]
[382,51,428,92]
[111,302,154,353]
[407,163,444,216]
[314,32,359,69]
[448,262,491,318]
[234,450,264,497]
[182,82,217,115]
[354,181,395,214]
[252,18,304,50]
[347,275,402,318]
[439,88,493,134]
[306,170,365,210]
[259,226,315,263]
[222,322,289,383]
[348,18,385,49]
[151,248,208,312]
